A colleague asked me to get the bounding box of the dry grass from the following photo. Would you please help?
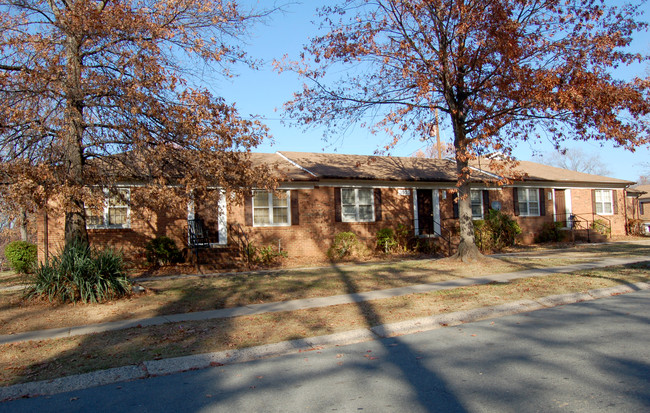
[0,256,592,335]
[1,261,648,387]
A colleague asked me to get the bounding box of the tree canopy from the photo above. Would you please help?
[0,0,273,245]
[282,0,650,260]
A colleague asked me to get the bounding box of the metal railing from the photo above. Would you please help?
[188,218,217,264]
[555,212,612,242]
[418,219,455,256]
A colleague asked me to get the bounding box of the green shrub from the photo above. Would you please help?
[327,231,367,260]
[474,210,521,252]
[257,245,288,265]
[376,228,398,253]
[4,241,37,274]
[26,241,130,303]
[535,222,563,243]
[145,236,183,265]
[591,219,611,236]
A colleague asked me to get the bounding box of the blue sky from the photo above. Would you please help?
[212,1,650,182]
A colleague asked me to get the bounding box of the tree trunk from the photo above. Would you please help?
[453,159,482,262]
[19,208,28,242]
[63,33,89,246]
[449,105,482,262]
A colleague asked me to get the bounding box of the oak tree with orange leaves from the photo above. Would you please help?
[0,0,273,247]
[283,0,650,261]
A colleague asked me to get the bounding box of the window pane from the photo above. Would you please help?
[273,207,288,224]
[108,207,127,225]
[471,205,483,218]
[253,208,270,225]
[357,189,372,205]
[86,209,103,226]
[342,205,357,221]
[358,205,373,221]
[253,192,269,207]
[272,193,288,207]
[529,203,539,216]
[518,202,528,215]
[528,189,538,202]
[471,190,481,202]
[603,203,612,214]
[341,188,355,205]
[518,189,527,202]
[109,189,129,207]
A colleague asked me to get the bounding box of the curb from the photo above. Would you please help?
[2,256,647,346]
[2,281,648,401]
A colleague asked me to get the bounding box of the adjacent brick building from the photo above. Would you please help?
[37,152,636,266]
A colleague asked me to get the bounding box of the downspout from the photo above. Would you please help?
[43,209,49,264]
[623,187,629,235]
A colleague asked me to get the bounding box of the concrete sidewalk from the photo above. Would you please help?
[1,255,647,345]
[2,281,649,402]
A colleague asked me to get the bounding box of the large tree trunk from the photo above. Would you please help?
[63,33,89,246]
[453,158,482,262]
[449,107,482,262]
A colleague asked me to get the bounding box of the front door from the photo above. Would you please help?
[417,189,434,235]
[555,189,567,227]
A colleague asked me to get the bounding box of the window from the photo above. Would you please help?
[253,191,290,226]
[470,190,483,219]
[86,188,130,228]
[517,188,539,216]
[594,190,613,215]
[341,188,374,222]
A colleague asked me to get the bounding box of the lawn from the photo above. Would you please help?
[0,256,596,335]
[0,261,648,386]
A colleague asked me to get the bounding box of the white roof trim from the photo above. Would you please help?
[276,151,318,178]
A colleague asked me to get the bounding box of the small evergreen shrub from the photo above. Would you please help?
[535,222,563,243]
[474,210,521,252]
[145,236,183,265]
[591,219,611,236]
[257,245,288,265]
[26,241,130,303]
[327,232,367,260]
[376,228,398,253]
[4,241,37,274]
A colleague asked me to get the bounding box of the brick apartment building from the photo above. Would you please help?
[37,152,636,266]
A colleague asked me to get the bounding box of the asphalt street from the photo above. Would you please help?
[2,290,649,412]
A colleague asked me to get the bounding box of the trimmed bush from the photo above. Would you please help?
[327,231,367,260]
[535,222,563,243]
[145,236,183,265]
[474,210,521,252]
[4,241,37,274]
[26,241,130,303]
[376,228,397,253]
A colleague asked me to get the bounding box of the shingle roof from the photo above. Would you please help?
[278,151,495,182]
[471,158,634,187]
[248,153,316,181]
[630,184,650,201]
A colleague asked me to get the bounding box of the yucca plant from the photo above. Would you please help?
[26,240,130,303]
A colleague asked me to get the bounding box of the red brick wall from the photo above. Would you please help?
[37,185,631,266]
[231,187,414,260]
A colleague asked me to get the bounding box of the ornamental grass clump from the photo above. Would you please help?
[26,241,130,303]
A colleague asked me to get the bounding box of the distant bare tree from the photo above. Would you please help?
[534,148,611,176]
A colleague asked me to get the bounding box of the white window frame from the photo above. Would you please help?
[470,190,484,220]
[518,188,540,217]
[341,188,375,223]
[594,190,614,215]
[252,190,291,227]
[86,188,131,229]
